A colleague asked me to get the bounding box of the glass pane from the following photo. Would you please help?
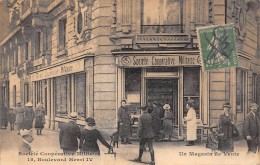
[183,96,200,118]
[183,67,200,96]
[55,76,68,117]
[236,69,244,113]
[75,73,86,120]
[125,68,141,114]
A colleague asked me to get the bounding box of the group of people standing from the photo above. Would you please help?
[0,102,45,135]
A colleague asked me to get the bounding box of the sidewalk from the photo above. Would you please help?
[1,128,260,165]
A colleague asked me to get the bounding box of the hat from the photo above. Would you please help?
[210,123,218,131]
[163,104,171,110]
[250,102,259,110]
[223,102,231,108]
[20,129,32,137]
[86,117,96,126]
[16,102,22,106]
[141,104,147,110]
[67,112,78,120]
[25,102,33,107]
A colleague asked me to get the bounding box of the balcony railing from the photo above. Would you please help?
[141,24,185,34]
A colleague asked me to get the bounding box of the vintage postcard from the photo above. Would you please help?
[0,0,260,165]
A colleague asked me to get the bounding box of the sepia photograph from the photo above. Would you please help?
[0,0,260,165]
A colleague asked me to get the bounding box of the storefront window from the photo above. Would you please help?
[125,68,141,114]
[183,67,200,118]
[75,73,86,120]
[236,69,246,113]
[54,76,68,117]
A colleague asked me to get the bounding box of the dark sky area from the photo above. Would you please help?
[0,0,10,41]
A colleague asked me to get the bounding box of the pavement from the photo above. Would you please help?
[0,128,260,165]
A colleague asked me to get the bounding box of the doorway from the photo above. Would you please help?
[146,79,178,126]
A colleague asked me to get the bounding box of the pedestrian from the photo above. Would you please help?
[8,107,16,131]
[134,105,155,165]
[183,99,197,146]
[59,112,81,154]
[34,103,45,135]
[0,104,8,129]
[23,102,35,130]
[79,117,112,155]
[206,124,224,152]
[160,103,173,141]
[243,102,260,155]
[118,100,132,144]
[151,102,162,141]
[218,102,235,152]
[19,129,34,153]
[14,102,25,135]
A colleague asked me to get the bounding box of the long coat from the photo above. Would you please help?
[15,106,25,130]
[59,121,81,151]
[34,107,45,129]
[137,111,154,139]
[218,113,234,152]
[185,107,197,141]
[23,107,35,130]
[151,106,162,136]
[118,106,132,137]
[243,112,260,140]
[8,111,16,123]
[79,128,110,155]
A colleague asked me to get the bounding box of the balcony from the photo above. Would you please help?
[141,24,185,34]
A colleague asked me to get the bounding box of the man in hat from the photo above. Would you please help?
[59,112,81,154]
[243,102,260,155]
[14,102,25,135]
[134,105,155,165]
[19,129,34,153]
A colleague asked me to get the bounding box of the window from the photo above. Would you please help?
[13,85,16,106]
[25,42,29,60]
[252,73,257,103]
[54,76,68,117]
[236,69,246,113]
[58,18,67,51]
[35,81,43,104]
[125,68,141,114]
[141,0,183,33]
[183,67,200,118]
[24,83,29,104]
[75,73,86,119]
[14,50,18,66]
[35,32,41,59]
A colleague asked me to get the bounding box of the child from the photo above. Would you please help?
[111,132,119,148]
[206,125,224,152]
[8,107,16,131]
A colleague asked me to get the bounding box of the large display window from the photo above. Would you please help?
[75,73,86,119]
[54,76,68,117]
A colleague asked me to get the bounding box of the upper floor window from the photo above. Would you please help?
[58,18,67,51]
[25,42,29,60]
[141,0,183,33]
[35,31,41,59]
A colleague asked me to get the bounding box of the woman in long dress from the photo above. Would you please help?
[160,104,173,141]
[34,103,45,135]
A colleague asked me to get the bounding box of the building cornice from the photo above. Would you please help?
[0,27,21,46]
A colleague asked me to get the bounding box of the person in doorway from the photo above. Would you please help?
[8,107,16,131]
[243,102,260,155]
[59,112,81,154]
[151,102,162,141]
[34,103,45,135]
[23,102,35,130]
[218,102,235,152]
[118,100,132,144]
[183,99,197,146]
[79,117,112,155]
[134,105,155,165]
[14,102,25,135]
[19,129,34,153]
[160,104,173,141]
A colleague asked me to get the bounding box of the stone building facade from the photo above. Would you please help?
[0,0,260,138]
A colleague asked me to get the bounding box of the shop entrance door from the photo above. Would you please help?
[146,79,179,138]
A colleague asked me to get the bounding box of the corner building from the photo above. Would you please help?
[0,0,260,138]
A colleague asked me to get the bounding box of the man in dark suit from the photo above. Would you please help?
[19,129,34,153]
[134,105,155,165]
[243,102,260,154]
[59,112,81,154]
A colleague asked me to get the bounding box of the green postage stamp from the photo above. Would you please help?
[197,24,238,70]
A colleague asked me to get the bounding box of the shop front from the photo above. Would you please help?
[30,58,94,129]
[115,53,206,139]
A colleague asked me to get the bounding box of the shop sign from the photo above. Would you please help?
[31,59,85,81]
[117,55,201,67]
[197,24,238,70]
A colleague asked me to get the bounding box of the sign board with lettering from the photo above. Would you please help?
[31,59,85,81]
[117,55,201,67]
[197,24,238,70]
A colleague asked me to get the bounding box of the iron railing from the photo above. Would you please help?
[141,24,185,34]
